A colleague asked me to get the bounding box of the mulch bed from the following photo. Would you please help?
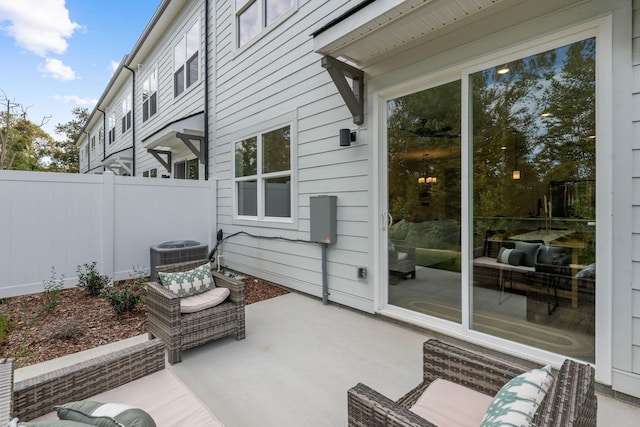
[0,273,288,368]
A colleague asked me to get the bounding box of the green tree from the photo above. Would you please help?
[1,92,53,171]
[51,107,88,173]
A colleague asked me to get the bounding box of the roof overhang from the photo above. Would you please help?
[103,147,133,176]
[312,0,585,68]
[143,113,204,151]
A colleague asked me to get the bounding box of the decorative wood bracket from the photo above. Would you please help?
[321,55,364,125]
[148,149,172,173]
[177,132,205,164]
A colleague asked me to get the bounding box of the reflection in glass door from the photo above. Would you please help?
[470,38,596,362]
[386,80,462,323]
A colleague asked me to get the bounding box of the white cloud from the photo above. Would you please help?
[53,94,97,106]
[39,58,76,81]
[0,0,81,56]
[110,60,120,74]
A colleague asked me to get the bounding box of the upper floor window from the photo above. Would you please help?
[121,94,132,134]
[91,135,96,151]
[174,21,200,97]
[108,113,116,145]
[98,128,104,145]
[234,125,291,218]
[142,69,158,122]
[236,0,293,47]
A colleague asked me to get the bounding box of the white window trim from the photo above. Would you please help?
[371,17,612,383]
[233,0,297,53]
[121,93,132,134]
[231,112,297,228]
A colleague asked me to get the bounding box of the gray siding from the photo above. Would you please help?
[631,0,640,375]
[211,0,373,310]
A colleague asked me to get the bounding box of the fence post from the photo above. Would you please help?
[103,171,115,280]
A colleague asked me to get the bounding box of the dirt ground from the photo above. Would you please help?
[0,273,288,368]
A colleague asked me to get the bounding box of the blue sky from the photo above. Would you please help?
[0,0,161,140]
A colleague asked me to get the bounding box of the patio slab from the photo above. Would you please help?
[14,291,640,425]
[168,292,639,426]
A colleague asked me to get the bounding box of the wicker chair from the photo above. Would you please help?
[147,260,246,364]
[348,339,596,427]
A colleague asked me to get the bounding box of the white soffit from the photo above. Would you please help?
[313,0,512,65]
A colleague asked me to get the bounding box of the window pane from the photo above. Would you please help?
[174,68,185,97]
[187,158,199,180]
[238,1,259,47]
[174,38,185,70]
[470,38,596,362]
[238,181,258,216]
[266,0,292,26]
[265,176,291,217]
[262,126,290,173]
[186,22,199,57]
[150,93,157,116]
[187,54,198,87]
[386,80,462,323]
[235,137,257,177]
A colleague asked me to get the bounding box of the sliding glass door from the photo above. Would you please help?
[383,36,596,362]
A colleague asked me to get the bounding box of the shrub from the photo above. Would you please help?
[77,262,111,297]
[102,285,141,314]
[43,267,64,312]
[56,320,84,340]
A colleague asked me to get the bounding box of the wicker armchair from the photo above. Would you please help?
[348,339,596,427]
[147,260,246,364]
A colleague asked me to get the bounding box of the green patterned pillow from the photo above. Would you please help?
[55,401,156,427]
[480,365,554,427]
[157,263,215,297]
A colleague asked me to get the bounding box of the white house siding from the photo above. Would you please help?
[628,0,640,396]
[211,0,374,311]
[135,0,206,178]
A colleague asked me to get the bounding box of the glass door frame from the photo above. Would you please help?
[371,17,613,385]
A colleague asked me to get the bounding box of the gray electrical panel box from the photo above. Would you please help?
[310,195,337,244]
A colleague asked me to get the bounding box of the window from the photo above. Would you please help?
[235,125,291,218]
[236,0,293,47]
[143,168,157,178]
[121,94,132,134]
[142,69,158,122]
[91,135,96,151]
[174,22,200,97]
[108,113,116,144]
[98,128,104,145]
[174,158,199,180]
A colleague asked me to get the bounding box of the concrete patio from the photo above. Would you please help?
[16,291,640,426]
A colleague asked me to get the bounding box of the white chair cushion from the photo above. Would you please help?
[410,379,494,427]
[180,287,230,314]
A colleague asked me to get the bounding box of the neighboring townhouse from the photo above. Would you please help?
[79,0,640,402]
[78,0,207,180]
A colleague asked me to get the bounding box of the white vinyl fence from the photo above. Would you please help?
[0,170,216,297]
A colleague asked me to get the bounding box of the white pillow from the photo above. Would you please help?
[480,365,554,427]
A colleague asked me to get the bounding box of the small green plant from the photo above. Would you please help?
[0,314,9,343]
[42,267,64,312]
[56,320,84,340]
[102,285,142,314]
[77,262,111,296]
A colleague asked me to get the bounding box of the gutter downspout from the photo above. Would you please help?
[204,0,210,180]
[123,65,136,176]
[97,108,106,162]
